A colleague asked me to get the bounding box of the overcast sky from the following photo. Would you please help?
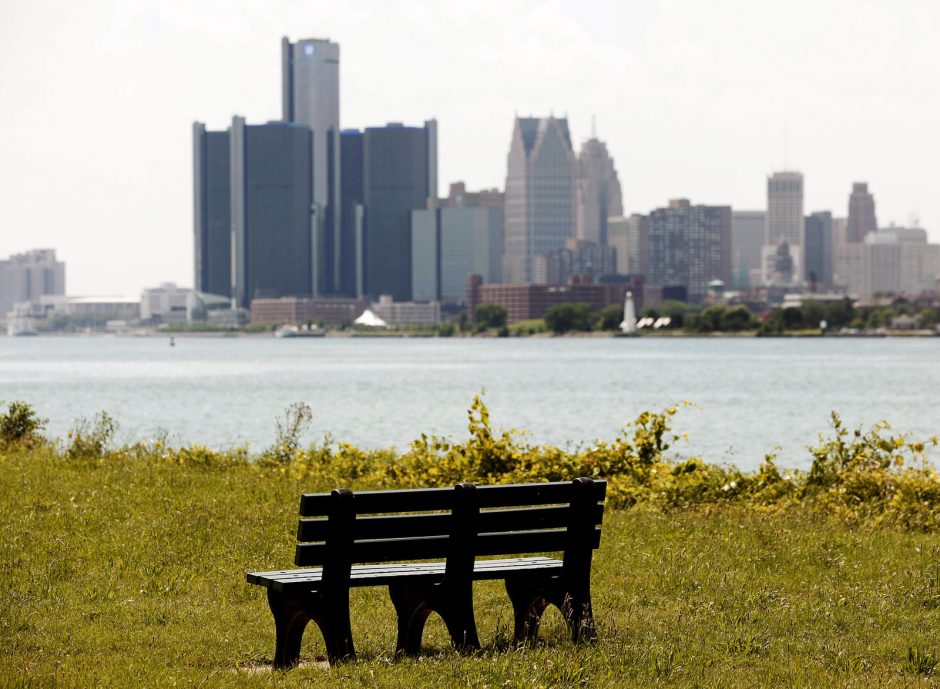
[1,0,938,297]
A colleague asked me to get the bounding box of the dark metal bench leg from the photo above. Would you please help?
[267,590,311,670]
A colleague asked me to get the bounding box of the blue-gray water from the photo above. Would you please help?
[1,335,938,470]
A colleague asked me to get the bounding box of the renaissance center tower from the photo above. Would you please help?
[281,37,341,295]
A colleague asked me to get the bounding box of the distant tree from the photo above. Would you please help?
[800,300,824,329]
[720,304,754,332]
[757,311,784,336]
[544,303,594,334]
[696,304,726,332]
[781,307,803,330]
[596,304,624,331]
[644,300,690,328]
[474,304,507,329]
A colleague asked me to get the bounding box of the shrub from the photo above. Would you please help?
[262,402,313,465]
[544,303,594,334]
[0,400,46,449]
[66,412,118,460]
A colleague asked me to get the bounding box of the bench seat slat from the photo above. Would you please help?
[248,556,564,592]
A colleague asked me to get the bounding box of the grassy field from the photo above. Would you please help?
[3,446,940,688]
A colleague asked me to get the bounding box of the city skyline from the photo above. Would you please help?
[2,0,939,296]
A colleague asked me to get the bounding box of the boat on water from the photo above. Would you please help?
[274,324,326,339]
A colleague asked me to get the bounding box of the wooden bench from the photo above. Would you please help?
[246,477,606,668]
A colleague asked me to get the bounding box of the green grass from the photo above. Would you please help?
[3,447,940,688]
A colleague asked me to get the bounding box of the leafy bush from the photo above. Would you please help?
[544,303,594,334]
[65,412,118,460]
[261,402,313,465]
[474,304,507,329]
[0,400,46,449]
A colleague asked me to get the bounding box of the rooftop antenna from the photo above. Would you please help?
[783,123,789,170]
[591,114,597,138]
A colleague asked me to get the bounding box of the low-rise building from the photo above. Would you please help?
[250,297,370,326]
[371,295,441,326]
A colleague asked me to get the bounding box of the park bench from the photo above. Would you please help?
[246,477,606,668]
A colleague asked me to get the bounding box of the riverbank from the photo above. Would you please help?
[3,438,940,687]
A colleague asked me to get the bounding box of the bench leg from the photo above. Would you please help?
[388,582,480,655]
[266,589,355,669]
[505,575,551,643]
[505,575,597,645]
[560,589,597,644]
[309,594,356,664]
[267,590,311,670]
[389,582,433,656]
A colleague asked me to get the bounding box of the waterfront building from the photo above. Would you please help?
[503,116,577,284]
[250,296,369,326]
[0,249,65,323]
[765,171,804,281]
[341,121,438,302]
[281,37,341,295]
[575,136,623,245]
[607,215,649,277]
[846,182,877,243]
[338,129,365,297]
[533,239,616,286]
[230,117,314,308]
[411,203,503,305]
[467,276,630,324]
[141,283,193,323]
[647,199,732,303]
[804,211,834,291]
[193,124,231,298]
[835,228,940,301]
[731,210,765,289]
[371,294,441,326]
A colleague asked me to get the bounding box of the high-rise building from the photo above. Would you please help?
[357,121,437,301]
[193,123,231,297]
[281,37,341,295]
[229,117,314,308]
[338,129,364,297]
[835,228,940,301]
[503,116,577,284]
[607,215,649,277]
[0,249,65,321]
[411,203,503,305]
[533,239,616,286]
[804,211,834,291]
[765,171,804,282]
[731,211,765,289]
[846,182,877,243]
[575,137,622,245]
[647,199,732,302]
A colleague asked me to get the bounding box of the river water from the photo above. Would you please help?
[1,335,938,470]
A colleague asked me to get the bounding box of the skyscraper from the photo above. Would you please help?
[359,121,437,301]
[0,249,65,322]
[281,37,341,295]
[765,171,804,281]
[804,211,834,290]
[846,182,877,243]
[607,215,649,277]
[229,117,314,308]
[647,199,732,303]
[338,129,364,297]
[503,116,577,284]
[193,123,231,297]
[575,137,623,245]
[731,210,765,289]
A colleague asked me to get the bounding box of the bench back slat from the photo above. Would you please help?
[295,526,603,566]
[293,479,606,569]
[296,503,605,543]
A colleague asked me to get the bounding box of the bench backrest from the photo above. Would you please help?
[293,478,605,586]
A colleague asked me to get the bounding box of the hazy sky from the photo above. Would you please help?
[1,0,938,297]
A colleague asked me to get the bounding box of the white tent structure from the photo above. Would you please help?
[354,309,388,328]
